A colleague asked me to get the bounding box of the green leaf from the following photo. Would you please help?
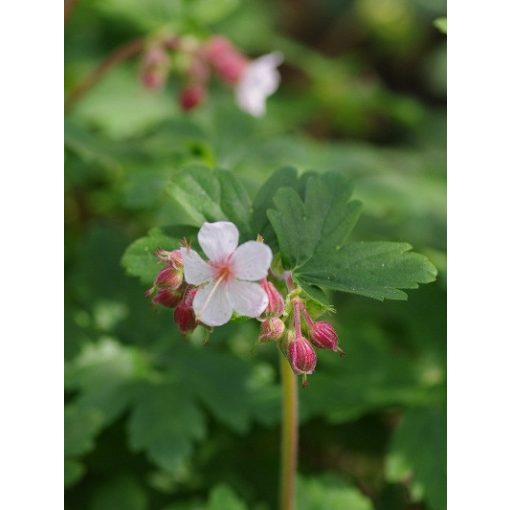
[251,166,299,240]
[267,172,362,267]
[64,459,85,488]
[167,343,280,432]
[65,338,149,425]
[386,406,446,510]
[207,484,248,510]
[121,228,178,285]
[89,476,149,510]
[297,241,437,301]
[128,382,207,472]
[297,476,373,510]
[434,17,447,34]
[167,166,254,234]
[216,169,252,237]
[64,406,103,457]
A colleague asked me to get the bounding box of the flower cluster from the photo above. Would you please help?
[147,221,343,384]
[139,35,283,117]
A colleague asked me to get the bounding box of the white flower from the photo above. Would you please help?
[235,52,283,117]
[180,221,272,327]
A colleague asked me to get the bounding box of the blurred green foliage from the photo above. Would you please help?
[65,0,446,509]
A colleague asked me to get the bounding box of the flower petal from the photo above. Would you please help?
[227,280,269,318]
[180,248,213,285]
[231,241,272,281]
[198,221,239,263]
[235,52,283,117]
[193,280,233,327]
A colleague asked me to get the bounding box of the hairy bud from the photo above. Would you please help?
[155,248,183,269]
[309,321,341,352]
[179,84,205,111]
[152,287,182,308]
[140,46,170,90]
[174,287,198,334]
[205,36,248,84]
[259,317,285,341]
[261,279,285,317]
[287,335,317,375]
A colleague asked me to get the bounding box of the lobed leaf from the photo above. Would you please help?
[297,241,438,301]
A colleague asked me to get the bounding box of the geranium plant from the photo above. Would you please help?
[123,165,437,510]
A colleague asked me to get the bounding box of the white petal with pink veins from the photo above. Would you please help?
[180,248,213,285]
[227,280,269,318]
[193,281,233,326]
[198,221,239,262]
[232,241,272,281]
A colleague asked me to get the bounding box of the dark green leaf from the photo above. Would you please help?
[386,406,446,510]
[64,459,85,488]
[251,166,299,240]
[128,382,207,472]
[297,241,437,301]
[267,172,362,267]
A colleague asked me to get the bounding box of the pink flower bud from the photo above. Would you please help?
[174,287,198,334]
[205,36,248,84]
[261,279,285,316]
[152,287,182,308]
[259,317,285,341]
[155,266,183,290]
[140,46,170,90]
[287,335,317,375]
[309,321,341,351]
[155,248,183,269]
[179,84,205,111]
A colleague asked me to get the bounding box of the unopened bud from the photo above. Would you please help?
[259,317,285,341]
[155,248,183,269]
[140,46,170,90]
[152,287,182,308]
[174,287,198,334]
[205,36,248,84]
[155,266,183,290]
[262,279,285,317]
[309,321,341,352]
[287,335,317,375]
[179,84,205,111]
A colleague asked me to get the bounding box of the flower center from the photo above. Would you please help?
[210,260,235,282]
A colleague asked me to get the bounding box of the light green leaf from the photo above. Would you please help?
[434,17,447,34]
[64,406,103,457]
[121,228,178,285]
[267,172,362,267]
[167,166,253,235]
[168,165,226,225]
[297,241,437,301]
[207,484,248,510]
[65,338,149,425]
[386,406,446,510]
[216,169,252,238]
[297,476,373,510]
[128,382,207,472]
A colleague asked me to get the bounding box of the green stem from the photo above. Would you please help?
[279,351,298,510]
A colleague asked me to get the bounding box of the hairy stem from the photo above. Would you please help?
[64,38,145,113]
[280,351,298,510]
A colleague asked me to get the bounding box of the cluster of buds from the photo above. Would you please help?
[145,222,343,385]
[145,248,198,335]
[257,276,344,386]
[139,34,283,117]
